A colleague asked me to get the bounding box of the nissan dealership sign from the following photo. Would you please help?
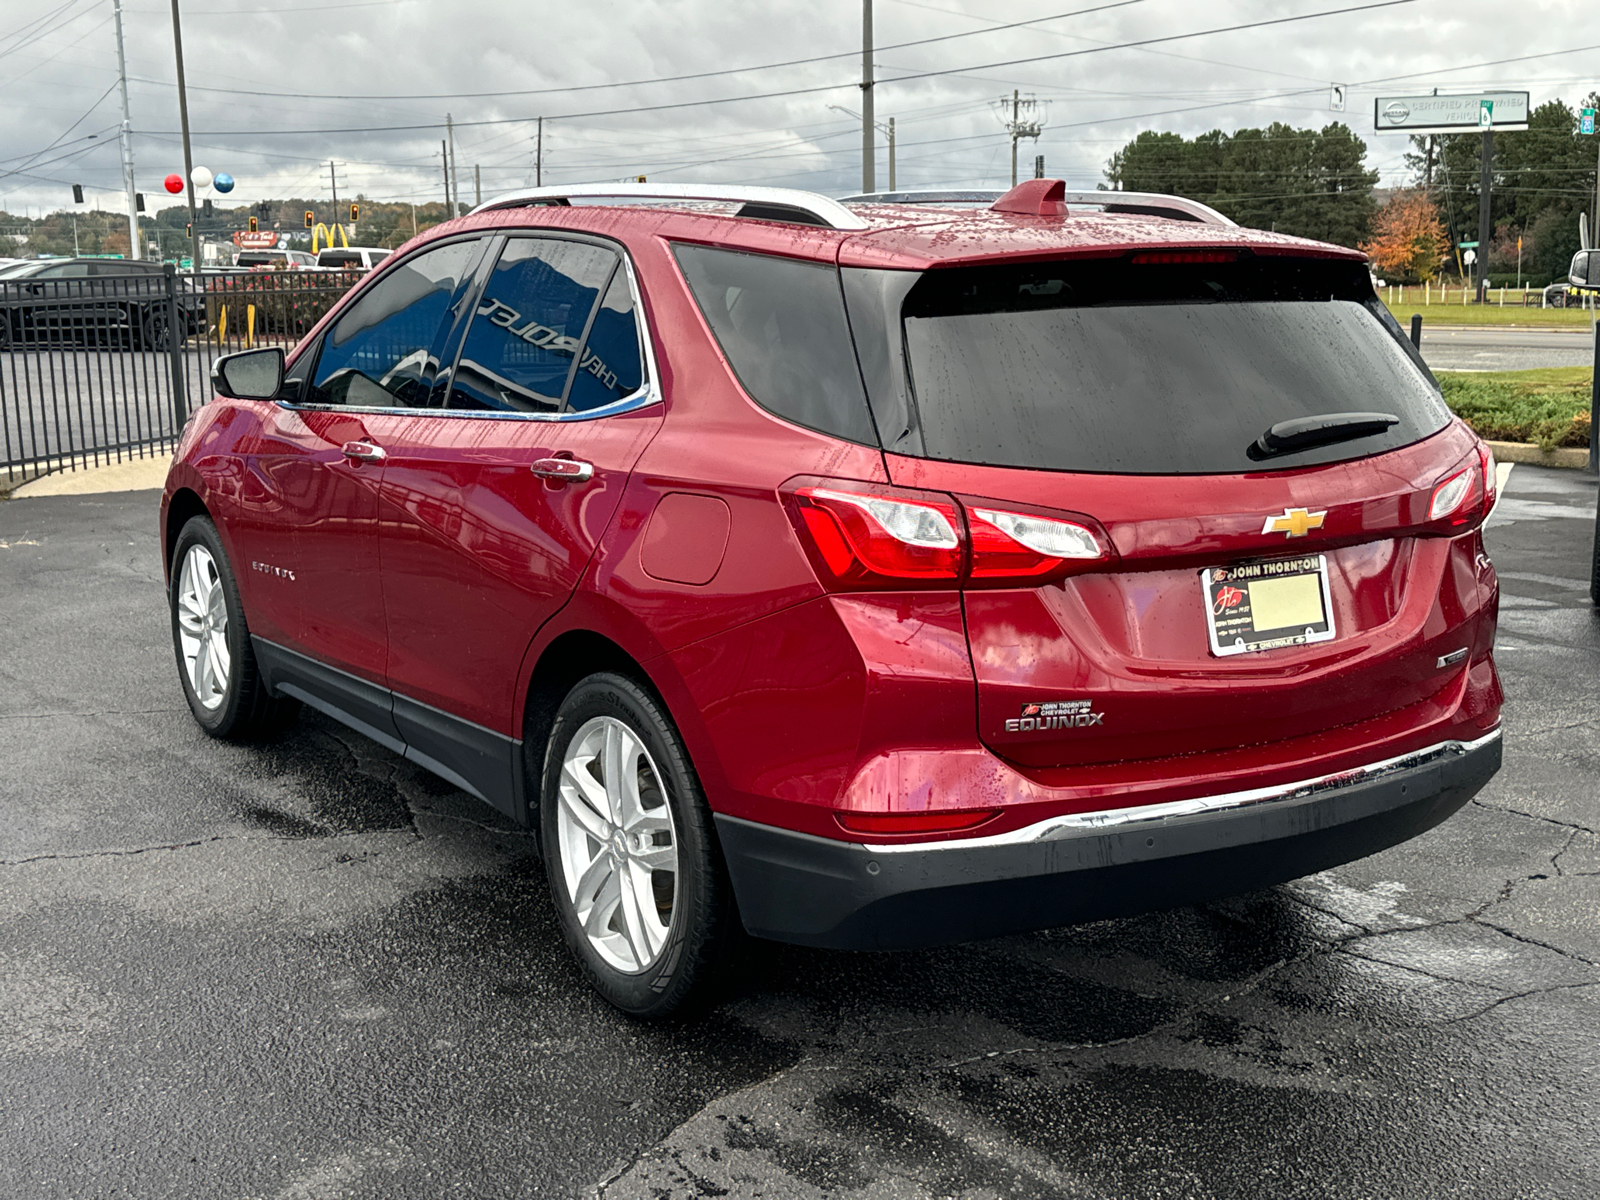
[1374,91,1530,132]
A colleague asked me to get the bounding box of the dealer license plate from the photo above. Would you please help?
[1201,555,1336,657]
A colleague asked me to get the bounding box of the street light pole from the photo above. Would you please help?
[860,0,874,194]
[447,112,460,217]
[112,0,139,260]
[168,0,199,276]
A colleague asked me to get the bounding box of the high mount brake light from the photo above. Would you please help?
[1130,249,1238,265]
[783,480,1113,591]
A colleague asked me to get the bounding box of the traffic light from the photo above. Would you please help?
[636,175,647,183]
[135,192,145,212]
[185,223,192,237]
[349,203,359,222]
[72,183,84,204]
[304,210,314,228]
[248,216,258,232]
[203,198,214,217]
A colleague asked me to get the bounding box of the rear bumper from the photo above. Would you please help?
[716,730,1501,950]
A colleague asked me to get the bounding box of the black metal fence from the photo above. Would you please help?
[0,266,362,484]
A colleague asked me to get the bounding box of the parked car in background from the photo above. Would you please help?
[235,248,317,270]
[0,257,203,349]
[314,246,391,271]
[163,181,1504,1017]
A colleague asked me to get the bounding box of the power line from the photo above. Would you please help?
[139,0,1423,137]
[128,0,1148,103]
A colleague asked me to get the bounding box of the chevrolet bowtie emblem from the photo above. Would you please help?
[1262,507,1326,537]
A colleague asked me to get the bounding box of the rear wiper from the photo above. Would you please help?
[1249,411,1399,460]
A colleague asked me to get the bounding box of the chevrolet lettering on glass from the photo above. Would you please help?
[1201,556,1336,656]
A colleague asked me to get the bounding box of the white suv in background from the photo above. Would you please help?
[314,247,391,271]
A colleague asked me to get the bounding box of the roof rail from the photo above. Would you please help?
[840,187,1235,227]
[471,183,871,231]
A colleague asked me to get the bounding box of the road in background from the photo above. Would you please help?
[0,467,1596,1199]
[1422,325,1594,372]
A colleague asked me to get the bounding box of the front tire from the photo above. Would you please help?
[170,516,298,739]
[540,673,736,1018]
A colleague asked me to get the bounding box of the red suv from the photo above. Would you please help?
[162,180,1502,1016]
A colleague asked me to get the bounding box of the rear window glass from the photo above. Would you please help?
[672,244,876,445]
[899,256,1449,475]
[318,251,362,267]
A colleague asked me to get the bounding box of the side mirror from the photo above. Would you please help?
[1568,249,1600,289]
[211,347,284,400]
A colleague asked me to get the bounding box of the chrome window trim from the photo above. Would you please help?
[276,230,662,423]
[865,729,1502,854]
[472,182,871,231]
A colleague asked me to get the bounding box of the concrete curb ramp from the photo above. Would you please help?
[7,455,173,499]
[1486,440,1589,470]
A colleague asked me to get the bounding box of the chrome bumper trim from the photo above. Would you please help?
[869,729,1502,854]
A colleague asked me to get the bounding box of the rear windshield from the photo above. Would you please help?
[895,255,1448,475]
[318,251,362,267]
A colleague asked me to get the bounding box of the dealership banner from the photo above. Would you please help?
[1374,92,1530,132]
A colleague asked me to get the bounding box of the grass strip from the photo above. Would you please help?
[1380,301,1595,329]
[1437,366,1592,449]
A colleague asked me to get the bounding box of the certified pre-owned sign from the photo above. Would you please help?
[1374,91,1529,132]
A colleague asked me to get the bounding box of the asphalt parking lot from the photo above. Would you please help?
[2,466,1597,1200]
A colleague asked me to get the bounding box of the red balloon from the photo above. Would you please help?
[163,173,184,194]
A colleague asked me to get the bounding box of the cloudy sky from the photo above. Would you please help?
[1,0,1595,219]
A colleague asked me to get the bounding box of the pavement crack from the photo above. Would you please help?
[1431,981,1600,1026]
[2,835,232,865]
[1470,796,1598,837]
[0,707,187,720]
[1470,917,1599,967]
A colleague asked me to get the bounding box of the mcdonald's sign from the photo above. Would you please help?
[311,223,350,253]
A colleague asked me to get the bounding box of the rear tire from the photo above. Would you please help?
[170,516,299,739]
[539,672,736,1018]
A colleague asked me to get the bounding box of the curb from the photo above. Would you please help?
[0,469,49,500]
[1485,440,1591,470]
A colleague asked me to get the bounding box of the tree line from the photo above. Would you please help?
[1103,95,1600,285]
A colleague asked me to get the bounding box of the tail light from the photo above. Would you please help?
[782,477,1113,591]
[1421,447,1493,535]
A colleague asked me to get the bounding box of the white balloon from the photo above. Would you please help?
[190,166,213,190]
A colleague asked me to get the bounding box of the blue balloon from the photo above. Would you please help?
[213,172,235,193]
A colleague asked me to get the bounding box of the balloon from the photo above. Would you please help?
[213,172,235,193]
[163,173,184,194]
[190,166,213,190]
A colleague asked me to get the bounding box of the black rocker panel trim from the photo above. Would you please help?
[251,636,523,823]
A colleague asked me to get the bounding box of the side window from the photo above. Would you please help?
[306,240,479,408]
[671,243,877,445]
[448,238,617,413]
[567,268,645,412]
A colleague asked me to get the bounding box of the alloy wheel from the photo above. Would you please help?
[176,543,230,711]
[555,715,679,974]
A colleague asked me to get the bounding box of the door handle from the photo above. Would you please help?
[530,457,595,482]
[341,440,387,463]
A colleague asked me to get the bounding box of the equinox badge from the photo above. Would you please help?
[1262,507,1326,538]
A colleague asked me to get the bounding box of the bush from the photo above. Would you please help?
[1439,368,1591,449]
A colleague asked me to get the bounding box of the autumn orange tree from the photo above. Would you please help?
[1362,190,1448,282]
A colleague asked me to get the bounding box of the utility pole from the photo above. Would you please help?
[860,0,874,193]
[112,0,139,260]
[887,117,895,191]
[447,112,460,216]
[329,160,338,225]
[474,163,481,208]
[441,140,450,209]
[1477,124,1493,303]
[536,116,543,187]
[1000,91,1044,187]
[168,0,199,276]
